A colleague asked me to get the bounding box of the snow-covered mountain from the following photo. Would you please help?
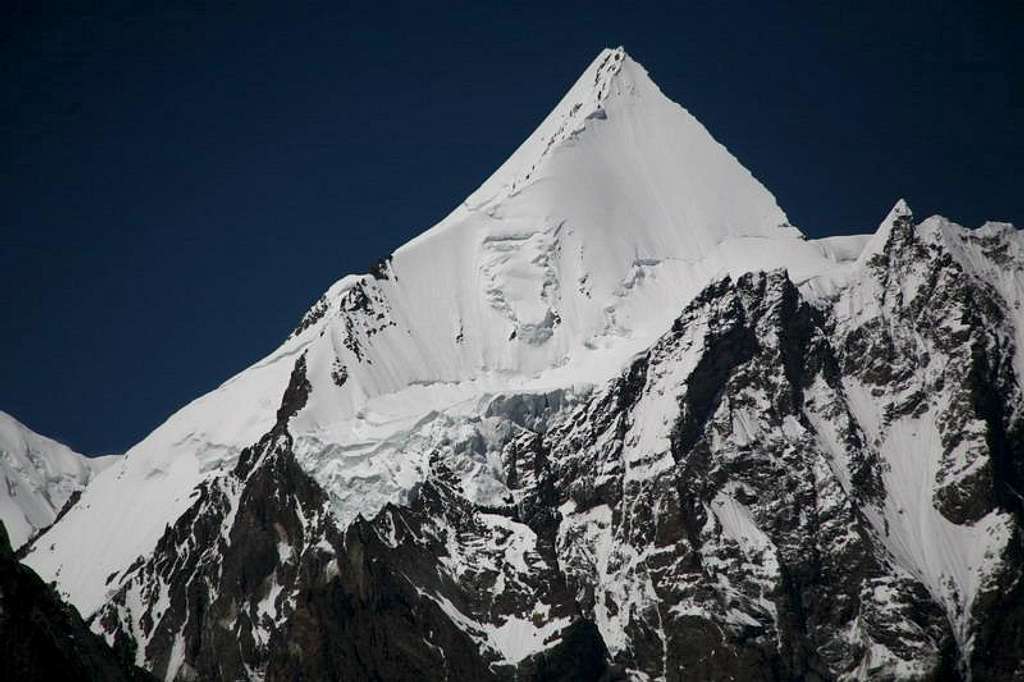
[0,412,117,550]
[22,47,843,618]
[19,48,1024,680]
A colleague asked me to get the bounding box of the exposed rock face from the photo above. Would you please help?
[829,207,1024,681]
[548,269,955,680]
[0,521,153,681]
[81,207,1024,681]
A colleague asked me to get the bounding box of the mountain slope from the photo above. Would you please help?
[0,411,116,549]
[19,49,1024,680]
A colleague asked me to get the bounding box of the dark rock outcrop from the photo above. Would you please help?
[0,521,154,682]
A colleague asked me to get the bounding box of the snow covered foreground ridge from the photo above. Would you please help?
[19,47,1024,680]
[0,411,116,550]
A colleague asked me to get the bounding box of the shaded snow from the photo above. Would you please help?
[0,411,117,549]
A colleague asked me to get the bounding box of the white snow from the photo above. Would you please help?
[0,411,117,549]
[488,613,571,665]
[418,586,570,666]
[709,487,773,559]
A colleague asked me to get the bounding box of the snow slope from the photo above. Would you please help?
[26,48,860,617]
[0,412,117,549]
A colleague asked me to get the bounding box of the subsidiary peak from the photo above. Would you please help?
[857,198,916,266]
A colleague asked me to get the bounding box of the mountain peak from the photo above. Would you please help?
[462,46,635,207]
[447,46,797,246]
[858,198,915,266]
[889,197,913,220]
[587,45,629,95]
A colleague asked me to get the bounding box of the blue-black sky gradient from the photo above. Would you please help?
[3,1,1022,454]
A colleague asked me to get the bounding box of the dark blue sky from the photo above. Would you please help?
[3,1,1021,454]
